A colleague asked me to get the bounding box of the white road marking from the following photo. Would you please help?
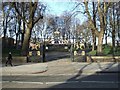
[81,81,119,83]
[46,81,79,84]
[2,80,119,84]
[2,81,44,84]
[46,82,64,84]
[2,81,79,84]
[3,73,116,76]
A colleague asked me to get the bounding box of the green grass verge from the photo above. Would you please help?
[88,50,97,56]
[103,45,112,55]
[88,45,120,56]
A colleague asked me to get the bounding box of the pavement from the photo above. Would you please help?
[2,63,48,75]
[2,58,120,76]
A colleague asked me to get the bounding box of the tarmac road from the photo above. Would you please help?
[2,73,119,88]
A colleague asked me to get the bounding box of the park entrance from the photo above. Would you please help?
[44,44,71,62]
[28,29,87,63]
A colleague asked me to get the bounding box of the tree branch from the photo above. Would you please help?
[33,15,43,25]
[10,2,28,24]
[84,0,99,37]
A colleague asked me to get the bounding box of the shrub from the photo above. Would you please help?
[114,46,120,56]
[103,45,112,55]
[88,50,97,56]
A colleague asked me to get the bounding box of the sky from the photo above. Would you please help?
[40,0,112,44]
[41,0,77,16]
[41,0,87,24]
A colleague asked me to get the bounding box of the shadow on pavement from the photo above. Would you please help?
[5,63,117,89]
[43,62,119,89]
[97,62,116,71]
[2,62,119,90]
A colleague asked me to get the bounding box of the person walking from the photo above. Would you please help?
[5,52,13,66]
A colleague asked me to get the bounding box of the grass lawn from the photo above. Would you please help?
[88,45,120,56]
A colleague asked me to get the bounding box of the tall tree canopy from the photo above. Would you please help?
[10,1,46,55]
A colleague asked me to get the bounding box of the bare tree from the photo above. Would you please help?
[61,11,72,41]
[10,1,46,55]
[2,3,13,38]
[84,0,111,55]
[108,2,119,55]
[92,2,97,51]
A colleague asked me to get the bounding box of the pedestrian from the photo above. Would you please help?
[5,52,13,66]
[26,55,29,63]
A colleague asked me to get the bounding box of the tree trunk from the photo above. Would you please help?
[22,25,32,55]
[97,33,104,55]
[21,32,24,45]
[92,2,96,51]
[112,29,115,56]
[112,3,115,56]
[21,3,25,46]
[105,31,107,45]
[15,33,18,48]
[3,16,8,38]
[3,16,8,48]
[117,9,119,46]
[21,21,25,45]
[92,32,96,51]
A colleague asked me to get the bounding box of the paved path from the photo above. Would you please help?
[1,59,120,88]
[39,59,119,75]
[2,58,120,76]
[2,63,48,75]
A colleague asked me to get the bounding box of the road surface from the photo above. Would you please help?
[2,73,119,88]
